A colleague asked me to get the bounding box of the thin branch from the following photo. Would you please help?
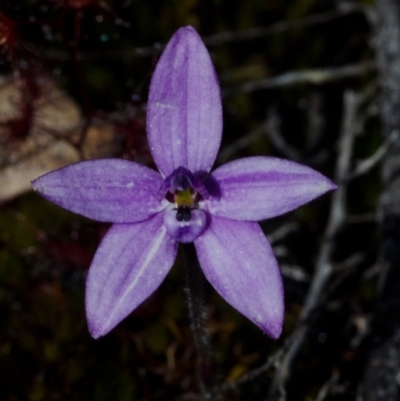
[207,335,296,398]
[315,371,340,401]
[304,90,358,316]
[217,107,301,164]
[267,222,299,245]
[345,129,400,181]
[265,104,329,165]
[37,6,366,61]
[223,62,375,97]
[266,90,359,400]
[264,107,302,161]
[305,92,326,153]
[217,119,270,163]
[280,264,310,282]
[203,5,365,46]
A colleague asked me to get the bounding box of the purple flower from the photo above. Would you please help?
[32,26,336,339]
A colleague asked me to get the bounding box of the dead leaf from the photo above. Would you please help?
[0,75,121,203]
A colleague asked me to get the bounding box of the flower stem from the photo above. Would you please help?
[183,243,217,399]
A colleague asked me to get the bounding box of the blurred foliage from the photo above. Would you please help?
[0,0,380,400]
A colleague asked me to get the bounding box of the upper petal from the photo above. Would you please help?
[147,26,222,177]
[205,156,336,221]
[86,214,178,338]
[194,216,284,338]
[32,159,164,223]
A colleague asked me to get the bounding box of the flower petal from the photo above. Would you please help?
[205,156,336,221]
[147,26,222,177]
[32,159,165,223]
[194,216,284,338]
[86,214,178,338]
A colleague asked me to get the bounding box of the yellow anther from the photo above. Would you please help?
[174,188,195,207]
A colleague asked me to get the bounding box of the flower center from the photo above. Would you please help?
[164,167,203,221]
[173,188,202,222]
[163,167,208,243]
[175,187,194,207]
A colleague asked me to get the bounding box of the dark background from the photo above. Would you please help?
[0,0,388,400]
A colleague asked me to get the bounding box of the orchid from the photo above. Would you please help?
[32,26,336,340]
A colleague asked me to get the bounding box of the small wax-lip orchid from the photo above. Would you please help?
[32,26,336,340]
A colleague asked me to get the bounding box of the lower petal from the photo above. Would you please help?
[194,216,284,338]
[85,213,178,338]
